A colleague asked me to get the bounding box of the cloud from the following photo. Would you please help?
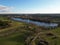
[0,5,13,12]
[0,2,60,14]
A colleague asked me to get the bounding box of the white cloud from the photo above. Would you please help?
[0,5,13,12]
[0,1,60,14]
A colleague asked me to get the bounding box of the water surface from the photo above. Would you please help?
[12,18,58,28]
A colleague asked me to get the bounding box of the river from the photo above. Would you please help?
[11,18,58,28]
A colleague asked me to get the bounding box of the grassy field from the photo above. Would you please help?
[0,16,27,45]
[0,16,60,45]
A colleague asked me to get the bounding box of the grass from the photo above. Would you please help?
[0,28,31,45]
[0,16,28,45]
[0,16,60,45]
[0,33,25,45]
[36,27,60,45]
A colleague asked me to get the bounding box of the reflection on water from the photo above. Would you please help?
[12,18,58,28]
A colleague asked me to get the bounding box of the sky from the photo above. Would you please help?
[0,0,60,14]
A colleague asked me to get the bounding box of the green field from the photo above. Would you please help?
[0,16,27,45]
[0,16,60,45]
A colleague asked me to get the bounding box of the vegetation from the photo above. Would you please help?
[0,15,60,45]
